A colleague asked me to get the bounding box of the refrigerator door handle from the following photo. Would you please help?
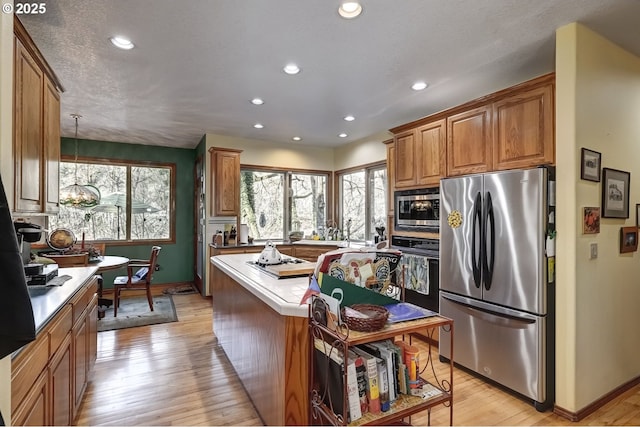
[472,191,482,289]
[441,292,538,323]
[483,191,495,291]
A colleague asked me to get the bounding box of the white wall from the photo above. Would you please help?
[333,130,390,171]
[0,2,13,422]
[205,134,335,171]
[556,22,640,412]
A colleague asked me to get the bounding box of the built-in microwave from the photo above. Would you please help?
[394,187,440,232]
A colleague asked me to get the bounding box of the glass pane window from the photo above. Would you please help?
[341,171,366,240]
[289,173,327,238]
[240,168,329,241]
[338,164,387,242]
[51,160,174,242]
[240,170,284,240]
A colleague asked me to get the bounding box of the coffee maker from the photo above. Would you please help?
[14,221,58,284]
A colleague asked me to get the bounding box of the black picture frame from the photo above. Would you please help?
[580,148,601,182]
[601,168,630,218]
[637,204,640,228]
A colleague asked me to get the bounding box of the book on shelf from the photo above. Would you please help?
[363,340,399,403]
[313,339,345,419]
[346,352,363,422]
[349,350,368,415]
[352,346,382,414]
[376,358,391,412]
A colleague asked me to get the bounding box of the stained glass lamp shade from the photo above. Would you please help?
[59,114,101,208]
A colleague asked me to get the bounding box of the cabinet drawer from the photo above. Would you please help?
[11,334,49,413]
[48,304,72,356]
[71,277,98,325]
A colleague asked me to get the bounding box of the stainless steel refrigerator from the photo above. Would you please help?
[439,167,554,411]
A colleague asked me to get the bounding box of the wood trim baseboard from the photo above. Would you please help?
[553,374,640,421]
[100,282,196,298]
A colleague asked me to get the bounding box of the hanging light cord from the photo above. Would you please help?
[71,113,82,184]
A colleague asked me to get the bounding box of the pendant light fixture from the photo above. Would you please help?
[59,114,101,208]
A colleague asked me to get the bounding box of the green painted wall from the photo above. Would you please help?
[61,137,196,287]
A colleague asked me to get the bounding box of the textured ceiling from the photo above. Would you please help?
[19,0,640,149]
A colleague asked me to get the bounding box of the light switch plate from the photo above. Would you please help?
[590,243,598,259]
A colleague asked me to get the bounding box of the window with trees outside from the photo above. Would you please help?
[50,158,175,243]
[338,163,387,242]
[240,167,330,241]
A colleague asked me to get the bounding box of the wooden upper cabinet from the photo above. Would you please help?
[383,139,395,215]
[209,147,242,216]
[492,83,554,170]
[393,130,416,188]
[13,17,63,214]
[14,37,44,212]
[446,105,492,176]
[44,78,61,213]
[416,119,446,186]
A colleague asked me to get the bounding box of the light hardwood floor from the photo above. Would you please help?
[76,292,640,426]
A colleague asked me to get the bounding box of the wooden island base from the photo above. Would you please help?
[211,264,309,426]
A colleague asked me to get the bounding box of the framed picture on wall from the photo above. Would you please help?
[583,207,600,234]
[636,204,640,228]
[601,168,630,218]
[620,226,638,253]
[580,148,601,182]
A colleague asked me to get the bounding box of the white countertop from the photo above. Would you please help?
[28,266,99,333]
[211,253,311,317]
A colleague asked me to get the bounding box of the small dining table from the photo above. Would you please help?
[93,255,129,272]
[92,255,129,318]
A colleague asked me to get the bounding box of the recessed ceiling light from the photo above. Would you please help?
[292,136,302,141]
[338,133,348,138]
[411,81,428,91]
[338,2,362,19]
[251,98,264,105]
[283,64,301,75]
[344,115,355,122]
[110,36,135,50]
[253,123,264,129]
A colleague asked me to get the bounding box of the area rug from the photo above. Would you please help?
[97,295,177,332]
[162,284,198,295]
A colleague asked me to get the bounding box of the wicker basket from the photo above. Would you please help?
[341,304,389,332]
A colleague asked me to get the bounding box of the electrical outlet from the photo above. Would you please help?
[589,243,598,259]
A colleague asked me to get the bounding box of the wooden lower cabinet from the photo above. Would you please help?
[293,244,338,262]
[49,334,72,426]
[11,276,98,426]
[72,314,88,418]
[11,370,49,427]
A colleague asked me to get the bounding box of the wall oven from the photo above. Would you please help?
[391,235,439,313]
[394,187,440,232]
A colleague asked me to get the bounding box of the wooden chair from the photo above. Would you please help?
[113,246,161,317]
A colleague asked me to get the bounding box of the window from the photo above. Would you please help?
[51,158,175,243]
[338,163,387,242]
[240,168,329,241]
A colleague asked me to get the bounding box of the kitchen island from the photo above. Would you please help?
[210,253,311,426]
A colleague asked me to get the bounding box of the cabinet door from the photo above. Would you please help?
[14,38,44,212]
[211,149,240,216]
[87,294,98,374]
[11,370,49,426]
[44,78,61,213]
[72,315,88,418]
[416,119,446,186]
[446,105,492,176]
[492,84,554,170]
[49,333,72,426]
[393,130,417,188]
[385,140,395,216]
